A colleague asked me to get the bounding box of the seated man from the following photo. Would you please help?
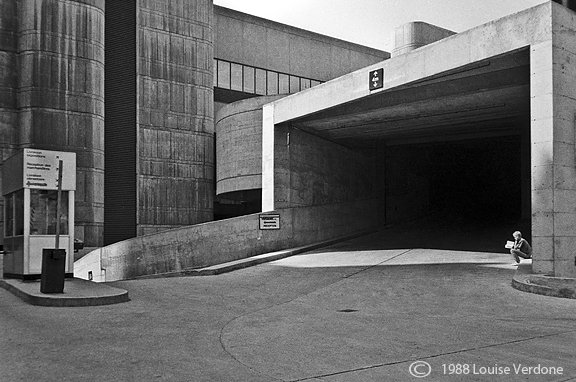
[510,231,532,266]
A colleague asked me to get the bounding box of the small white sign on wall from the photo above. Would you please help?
[259,214,280,230]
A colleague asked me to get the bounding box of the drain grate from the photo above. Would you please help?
[338,309,359,313]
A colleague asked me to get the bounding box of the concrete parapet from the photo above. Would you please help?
[129,229,377,278]
[75,199,379,281]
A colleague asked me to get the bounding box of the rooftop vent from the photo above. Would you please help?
[391,22,456,57]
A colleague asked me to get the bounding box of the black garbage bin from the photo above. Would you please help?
[40,249,66,293]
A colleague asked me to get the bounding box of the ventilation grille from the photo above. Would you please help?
[104,0,137,245]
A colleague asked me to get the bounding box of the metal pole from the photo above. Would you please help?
[55,160,63,250]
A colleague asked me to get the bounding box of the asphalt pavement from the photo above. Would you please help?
[1,229,575,382]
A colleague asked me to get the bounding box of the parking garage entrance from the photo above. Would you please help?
[279,48,531,252]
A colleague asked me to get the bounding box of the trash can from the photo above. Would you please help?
[40,249,66,293]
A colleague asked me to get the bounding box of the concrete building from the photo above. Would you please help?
[4,1,576,281]
[260,1,576,278]
[0,0,105,249]
[0,0,388,251]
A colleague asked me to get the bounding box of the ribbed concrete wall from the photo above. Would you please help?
[215,95,285,196]
[137,0,214,236]
[0,0,17,154]
[14,0,105,246]
[0,1,18,241]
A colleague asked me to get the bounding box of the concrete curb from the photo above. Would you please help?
[132,228,379,280]
[512,262,576,299]
[0,278,129,307]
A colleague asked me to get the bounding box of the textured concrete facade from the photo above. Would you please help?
[530,4,576,277]
[137,0,214,236]
[0,1,18,159]
[0,0,105,246]
[1,0,390,255]
[8,1,576,281]
[0,1,18,244]
[272,125,379,211]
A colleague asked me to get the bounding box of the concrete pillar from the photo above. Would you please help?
[16,0,105,246]
[262,103,275,212]
[531,4,576,277]
[521,124,531,220]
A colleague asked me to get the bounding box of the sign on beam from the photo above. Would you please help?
[259,214,280,230]
[369,68,384,91]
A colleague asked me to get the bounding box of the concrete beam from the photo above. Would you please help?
[267,2,552,126]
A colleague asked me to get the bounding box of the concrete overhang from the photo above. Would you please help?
[289,49,530,146]
[262,1,567,209]
[263,1,555,146]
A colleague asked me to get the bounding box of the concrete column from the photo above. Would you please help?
[531,4,576,277]
[521,124,531,220]
[262,103,275,212]
[531,39,556,276]
[16,0,105,246]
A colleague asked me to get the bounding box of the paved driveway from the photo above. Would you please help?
[1,231,575,382]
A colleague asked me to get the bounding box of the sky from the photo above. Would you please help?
[212,0,548,51]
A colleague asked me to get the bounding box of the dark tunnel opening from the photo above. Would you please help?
[427,137,521,220]
[384,135,530,252]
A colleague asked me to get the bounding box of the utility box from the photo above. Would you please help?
[40,249,66,293]
[2,149,76,280]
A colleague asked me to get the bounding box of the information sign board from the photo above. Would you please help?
[23,149,76,190]
[259,214,280,230]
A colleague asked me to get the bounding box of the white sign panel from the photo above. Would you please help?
[23,149,76,190]
[259,214,280,230]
